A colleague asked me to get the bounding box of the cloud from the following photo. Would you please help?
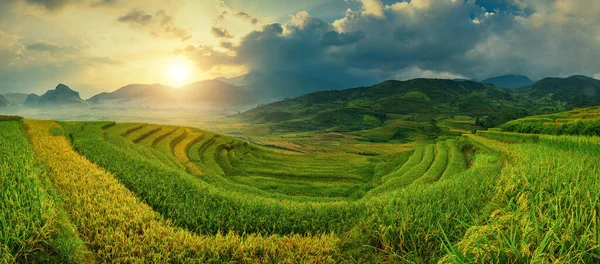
[24,0,71,11]
[220,41,234,49]
[175,45,234,71]
[211,27,234,39]
[26,40,64,52]
[117,9,153,25]
[360,0,385,18]
[235,12,258,25]
[90,0,118,7]
[179,0,600,86]
[117,9,191,41]
[0,32,123,95]
[85,56,123,66]
[3,0,120,11]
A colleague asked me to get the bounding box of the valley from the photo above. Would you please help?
[2,94,599,262]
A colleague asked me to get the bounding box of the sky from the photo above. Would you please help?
[1,0,600,98]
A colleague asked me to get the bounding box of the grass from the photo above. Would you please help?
[365,143,437,196]
[440,139,468,180]
[501,105,600,136]
[3,115,599,262]
[413,141,449,184]
[444,133,600,263]
[26,119,342,263]
[0,115,23,121]
[61,121,363,235]
[0,120,88,263]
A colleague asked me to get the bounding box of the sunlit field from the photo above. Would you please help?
[2,114,598,263]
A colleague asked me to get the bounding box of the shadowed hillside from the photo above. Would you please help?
[238,76,600,140]
[515,75,600,109]
[482,74,533,89]
[238,78,532,138]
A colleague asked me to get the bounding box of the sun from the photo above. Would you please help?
[165,59,193,87]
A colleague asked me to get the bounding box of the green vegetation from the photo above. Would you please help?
[0,115,23,121]
[26,120,341,263]
[501,105,600,136]
[446,132,600,263]
[2,104,599,262]
[224,76,600,149]
[1,120,88,263]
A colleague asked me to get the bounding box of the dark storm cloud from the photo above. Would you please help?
[211,27,234,39]
[117,9,191,41]
[182,2,494,86]
[183,0,600,85]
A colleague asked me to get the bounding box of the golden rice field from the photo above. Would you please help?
[1,116,599,263]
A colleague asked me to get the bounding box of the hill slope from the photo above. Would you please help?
[500,105,600,136]
[239,78,531,138]
[515,75,600,109]
[218,71,343,102]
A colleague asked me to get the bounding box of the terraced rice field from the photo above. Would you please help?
[2,117,599,262]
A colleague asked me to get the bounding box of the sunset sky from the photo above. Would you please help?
[1,0,600,98]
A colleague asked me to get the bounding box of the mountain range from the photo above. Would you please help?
[73,71,340,109]
[217,71,343,101]
[2,73,600,121]
[481,74,534,89]
[239,75,600,136]
[86,80,251,109]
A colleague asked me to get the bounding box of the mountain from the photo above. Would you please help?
[24,94,40,106]
[516,75,600,109]
[25,84,87,107]
[216,72,266,87]
[178,80,254,107]
[0,95,7,108]
[481,74,534,89]
[87,84,167,104]
[85,71,341,109]
[218,71,343,102]
[2,93,29,105]
[239,78,533,136]
[87,80,251,108]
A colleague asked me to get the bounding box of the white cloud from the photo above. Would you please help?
[360,0,385,19]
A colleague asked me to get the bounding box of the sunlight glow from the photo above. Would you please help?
[166,59,193,87]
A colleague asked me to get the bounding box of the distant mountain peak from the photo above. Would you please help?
[481,74,533,89]
[25,83,86,107]
[56,83,72,91]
